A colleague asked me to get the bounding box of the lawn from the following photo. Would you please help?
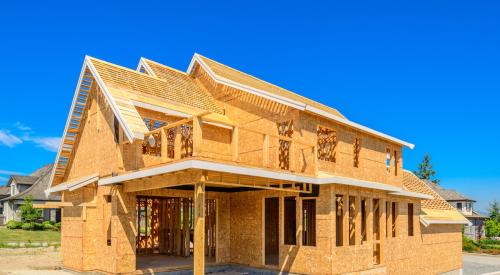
[0,228,60,243]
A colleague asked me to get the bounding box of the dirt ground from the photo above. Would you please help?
[0,247,71,275]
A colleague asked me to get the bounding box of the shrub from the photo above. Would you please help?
[54,222,61,230]
[21,222,34,230]
[19,196,41,223]
[5,220,23,229]
[43,223,55,231]
[42,220,55,226]
[462,236,479,252]
[479,238,500,246]
[33,222,44,230]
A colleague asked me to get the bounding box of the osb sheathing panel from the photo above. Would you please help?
[64,89,124,182]
[298,112,403,187]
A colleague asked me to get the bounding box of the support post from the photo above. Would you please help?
[313,145,318,176]
[263,134,269,167]
[192,116,202,157]
[161,128,168,162]
[289,141,296,172]
[231,126,239,162]
[174,126,182,160]
[194,182,205,275]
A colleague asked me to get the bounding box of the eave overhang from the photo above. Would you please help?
[187,53,415,149]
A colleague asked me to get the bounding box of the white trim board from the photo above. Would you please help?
[137,57,157,77]
[187,53,414,149]
[420,216,471,227]
[46,174,99,194]
[98,159,428,199]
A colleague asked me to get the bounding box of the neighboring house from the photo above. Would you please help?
[0,186,9,225]
[428,181,486,240]
[45,54,468,275]
[1,164,61,224]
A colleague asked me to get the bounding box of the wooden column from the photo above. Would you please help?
[194,182,205,275]
[192,116,202,157]
[289,141,296,172]
[160,128,168,162]
[174,126,182,160]
[231,126,239,162]
[263,134,269,167]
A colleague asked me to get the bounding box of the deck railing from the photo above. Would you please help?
[140,116,318,176]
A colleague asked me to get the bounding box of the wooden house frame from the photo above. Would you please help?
[47,53,468,274]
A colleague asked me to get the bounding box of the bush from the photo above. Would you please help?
[54,222,61,230]
[43,223,56,231]
[21,222,34,230]
[463,236,479,252]
[479,238,500,246]
[42,220,55,226]
[5,220,23,229]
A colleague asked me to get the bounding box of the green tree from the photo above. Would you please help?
[488,200,500,222]
[485,219,500,237]
[414,154,440,184]
[19,195,41,223]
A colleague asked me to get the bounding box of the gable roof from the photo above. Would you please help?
[9,175,38,185]
[187,53,414,149]
[402,170,469,226]
[0,186,9,197]
[50,56,230,186]
[1,164,60,202]
[425,181,475,202]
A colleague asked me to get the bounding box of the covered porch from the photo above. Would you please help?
[101,166,315,274]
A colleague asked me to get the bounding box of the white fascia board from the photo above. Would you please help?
[203,121,233,130]
[305,105,415,149]
[420,216,471,227]
[317,176,401,192]
[187,54,414,149]
[390,190,434,200]
[187,54,306,110]
[137,57,157,77]
[48,60,88,188]
[85,56,135,143]
[46,183,69,195]
[67,174,99,191]
[131,100,191,118]
[98,159,407,194]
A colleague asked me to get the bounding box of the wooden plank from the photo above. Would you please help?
[192,116,202,157]
[194,182,205,275]
[263,134,269,167]
[174,126,182,160]
[231,126,239,162]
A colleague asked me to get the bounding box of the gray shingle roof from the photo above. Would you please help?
[10,175,38,185]
[426,180,475,202]
[0,164,60,202]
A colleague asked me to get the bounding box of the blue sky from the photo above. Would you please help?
[0,1,498,212]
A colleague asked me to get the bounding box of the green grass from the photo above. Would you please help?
[0,228,60,243]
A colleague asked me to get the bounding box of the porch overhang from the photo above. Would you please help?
[97,159,431,199]
[46,173,99,194]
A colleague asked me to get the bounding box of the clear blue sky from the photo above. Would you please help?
[0,1,498,212]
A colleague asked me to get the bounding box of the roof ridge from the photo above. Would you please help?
[86,56,172,84]
[141,57,188,76]
[194,53,347,120]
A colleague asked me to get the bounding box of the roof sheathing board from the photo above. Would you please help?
[188,53,414,149]
[91,57,223,115]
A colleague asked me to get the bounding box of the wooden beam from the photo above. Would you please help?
[194,181,205,275]
[262,134,269,167]
[160,128,169,162]
[231,126,239,162]
[123,170,202,193]
[204,180,311,194]
[174,125,182,160]
[192,116,202,157]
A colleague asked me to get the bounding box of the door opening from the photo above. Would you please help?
[265,197,279,266]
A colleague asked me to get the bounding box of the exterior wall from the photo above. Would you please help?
[226,185,462,275]
[193,65,403,187]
